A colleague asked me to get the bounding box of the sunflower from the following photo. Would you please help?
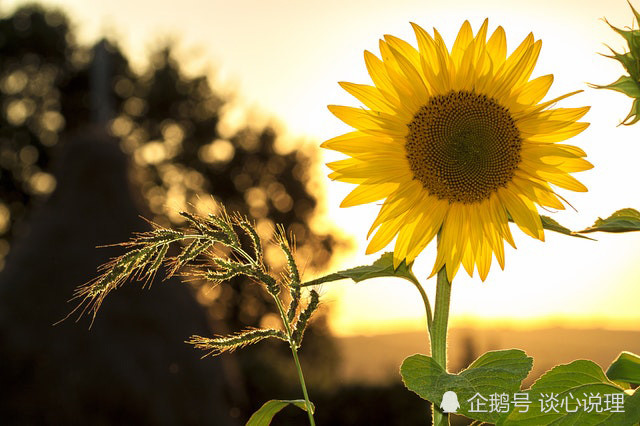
[323,20,592,281]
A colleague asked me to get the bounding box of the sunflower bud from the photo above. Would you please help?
[595,2,640,125]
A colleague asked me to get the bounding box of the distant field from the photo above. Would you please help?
[337,327,640,385]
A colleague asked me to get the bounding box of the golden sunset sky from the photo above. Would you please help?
[6,0,640,335]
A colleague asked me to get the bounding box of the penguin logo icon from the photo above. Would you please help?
[440,391,460,413]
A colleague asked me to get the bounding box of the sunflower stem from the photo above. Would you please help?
[430,266,452,426]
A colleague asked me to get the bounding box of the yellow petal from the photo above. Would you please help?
[489,193,516,248]
[341,182,399,207]
[411,22,449,94]
[411,22,440,72]
[327,105,408,137]
[327,171,366,184]
[486,26,507,67]
[405,199,448,261]
[525,122,590,143]
[503,33,535,71]
[492,41,542,99]
[327,156,406,175]
[378,40,415,97]
[432,28,453,89]
[439,203,468,281]
[369,180,425,235]
[476,240,492,281]
[461,242,475,277]
[525,90,583,115]
[477,197,507,268]
[451,20,474,66]
[384,34,421,66]
[521,143,586,160]
[393,212,424,267]
[364,50,401,102]
[321,131,403,156]
[552,157,593,173]
[533,186,565,210]
[386,43,430,104]
[497,188,544,240]
[338,82,398,115]
[474,18,489,45]
[366,212,407,253]
[536,170,588,192]
[512,74,554,108]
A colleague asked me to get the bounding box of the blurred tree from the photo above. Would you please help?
[0,5,72,263]
[116,47,344,410]
[0,3,343,423]
[0,6,234,425]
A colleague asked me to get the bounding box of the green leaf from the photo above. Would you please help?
[540,215,595,240]
[607,352,640,386]
[246,399,314,426]
[579,208,640,233]
[400,349,533,423]
[301,252,418,287]
[499,360,640,426]
[614,389,640,426]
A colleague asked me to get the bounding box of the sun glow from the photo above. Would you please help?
[8,0,640,335]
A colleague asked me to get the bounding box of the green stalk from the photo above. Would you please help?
[273,296,316,426]
[289,342,315,426]
[411,278,433,334]
[232,240,315,424]
[430,266,452,426]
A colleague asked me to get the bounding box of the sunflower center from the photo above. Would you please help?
[405,90,522,204]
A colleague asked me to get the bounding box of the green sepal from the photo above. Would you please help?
[246,399,314,426]
[602,48,640,80]
[597,2,640,125]
[622,97,640,125]
[594,75,640,98]
[627,0,640,52]
[605,17,640,53]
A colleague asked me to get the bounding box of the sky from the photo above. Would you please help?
[5,0,640,336]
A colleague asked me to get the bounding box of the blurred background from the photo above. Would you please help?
[0,1,639,425]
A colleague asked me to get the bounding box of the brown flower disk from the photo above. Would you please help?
[405,91,522,204]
